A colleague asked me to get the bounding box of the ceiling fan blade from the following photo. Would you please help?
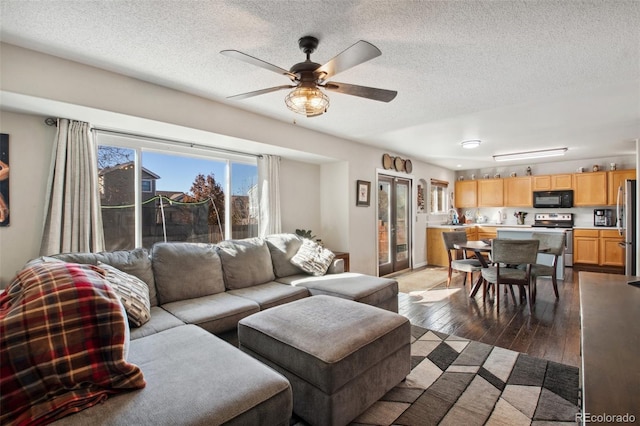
[227,85,295,100]
[324,82,397,102]
[221,50,297,81]
[315,40,381,81]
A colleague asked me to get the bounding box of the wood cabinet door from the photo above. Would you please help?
[504,177,532,207]
[477,179,504,207]
[574,230,599,264]
[607,170,636,205]
[532,175,551,191]
[476,226,497,240]
[551,174,573,189]
[573,172,608,206]
[454,180,477,208]
[427,228,448,267]
[599,230,625,266]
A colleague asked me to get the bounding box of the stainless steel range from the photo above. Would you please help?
[532,213,573,267]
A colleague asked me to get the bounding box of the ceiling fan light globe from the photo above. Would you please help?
[285,87,329,117]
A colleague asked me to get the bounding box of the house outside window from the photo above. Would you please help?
[97,141,258,251]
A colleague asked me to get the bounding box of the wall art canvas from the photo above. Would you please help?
[0,133,9,226]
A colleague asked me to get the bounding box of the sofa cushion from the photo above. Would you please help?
[152,242,225,304]
[217,237,275,289]
[51,248,157,307]
[51,325,292,426]
[290,239,335,276]
[276,273,398,309]
[265,233,305,278]
[227,282,309,310]
[129,306,185,340]
[161,292,260,335]
[99,262,151,328]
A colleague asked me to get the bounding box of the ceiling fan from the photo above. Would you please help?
[221,36,397,117]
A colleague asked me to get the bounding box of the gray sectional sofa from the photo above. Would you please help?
[48,233,399,425]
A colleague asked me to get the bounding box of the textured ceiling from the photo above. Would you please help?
[1,0,639,170]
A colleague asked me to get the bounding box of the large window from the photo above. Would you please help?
[97,138,258,251]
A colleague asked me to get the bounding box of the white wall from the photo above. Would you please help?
[280,158,321,236]
[0,111,56,286]
[0,43,453,277]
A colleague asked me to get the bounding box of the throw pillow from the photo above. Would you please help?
[290,239,335,276]
[99,262,151,328]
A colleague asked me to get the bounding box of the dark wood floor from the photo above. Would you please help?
[398,267,582,368]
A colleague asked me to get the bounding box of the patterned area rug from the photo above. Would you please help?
[349,325,580,425]
[396,267,449,294]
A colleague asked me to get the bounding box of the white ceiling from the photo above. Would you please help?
[1,0,639,170]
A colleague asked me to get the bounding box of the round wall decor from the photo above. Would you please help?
[382,153,393,169]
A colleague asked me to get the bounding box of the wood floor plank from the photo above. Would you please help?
[398,266,582,368]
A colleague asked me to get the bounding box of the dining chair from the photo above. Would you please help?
[441,231,483,288]
[481,239,540,312]
[530,232,566,300]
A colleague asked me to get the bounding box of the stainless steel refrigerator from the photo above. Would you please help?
[617,179,636,276]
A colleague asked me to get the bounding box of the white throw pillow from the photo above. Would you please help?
[290,239,335,276]
[99,262,151,328]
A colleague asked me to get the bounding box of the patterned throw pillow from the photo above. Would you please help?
[290,239,335,276]
[99,262,151,327]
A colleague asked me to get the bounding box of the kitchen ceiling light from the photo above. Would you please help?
[493,148,568,162]
[461,139,481,149]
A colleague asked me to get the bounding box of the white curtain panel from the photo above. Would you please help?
[40,119,105,255]
[257,154,282,238]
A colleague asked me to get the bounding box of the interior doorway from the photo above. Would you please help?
[378,175,412,276]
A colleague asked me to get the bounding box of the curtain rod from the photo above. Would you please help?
[45,118,261,159]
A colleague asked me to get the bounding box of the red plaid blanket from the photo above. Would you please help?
[1,262,146,425]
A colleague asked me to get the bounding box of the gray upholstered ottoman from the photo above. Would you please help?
[238,295,411,426]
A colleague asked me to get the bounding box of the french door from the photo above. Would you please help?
[378,175,411,276]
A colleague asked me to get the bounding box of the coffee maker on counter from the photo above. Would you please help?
[594,208,615,227]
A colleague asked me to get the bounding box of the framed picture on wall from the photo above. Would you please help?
[356,180,371,207]
[0,133,9,227]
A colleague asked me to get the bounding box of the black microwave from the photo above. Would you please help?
[533,190,574,208]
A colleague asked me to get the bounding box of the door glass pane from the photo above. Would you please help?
[396,182,409,262]
[378,181,391,265]
[98,146,136,251]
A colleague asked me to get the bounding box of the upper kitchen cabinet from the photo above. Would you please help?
[532,174,573,190]
[477,179,504,207]
[504,177,532,207]
[454,180,477,208]
[607,169,636,205]
[573,172,607,206]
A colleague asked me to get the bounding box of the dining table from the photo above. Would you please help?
[453,239,550,298]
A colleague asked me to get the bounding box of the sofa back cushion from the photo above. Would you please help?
[265,233,305,278]
[152,243,225,304]
[217,237,276,289]
[51,248,157,307]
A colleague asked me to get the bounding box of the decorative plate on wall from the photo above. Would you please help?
[394,156,404,172]
[382,153,393,169]
[405,159,413,174]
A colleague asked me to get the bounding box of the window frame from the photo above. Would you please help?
[95,132,258,248]
[429,179,450,214]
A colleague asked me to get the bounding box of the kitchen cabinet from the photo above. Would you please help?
[607,169,636,205]
[477,179,503,207]
[574,229,599,265]
[532,174,572,191]
[573,172,608,206]
[599,230,624,267]
[476,226,497,240]
[574,229,624,267]
[454,180,477,208]
[427,226,476,267]
[504,177,532,207]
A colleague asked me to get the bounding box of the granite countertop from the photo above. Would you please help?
[427,223,531,229]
